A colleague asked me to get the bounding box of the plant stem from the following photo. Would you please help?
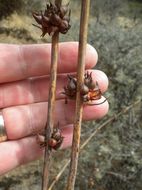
[66,0,90,189]
[42,31,59,190]
[49,99,141,190]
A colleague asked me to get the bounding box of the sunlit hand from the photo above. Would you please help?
[0,42,109,175]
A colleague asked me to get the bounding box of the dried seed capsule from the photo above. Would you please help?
[84,71,96,90]
[48,138,58,148]
[60,20,70,33]
[88,89,102,100]
[32,13,42,25]
[82,94,89,102]
[66,75,77,91]
[87,81,96,90]
[49,128,64,150]
[80,84,89,95]
[67,79,76,91]
[52,128,62,141]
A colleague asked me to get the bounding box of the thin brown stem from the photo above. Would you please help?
[42,32,59,190]
[66,0,90,189]
[42,1,66,188]
[48,99,141,190]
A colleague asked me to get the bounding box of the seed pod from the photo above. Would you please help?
[49,125,64,150]
[67,79,76,91]
[60,20,70,33]
[42,15,50,26]
[67,75,77,90]
[52,128,62,141]
[87,81,96,90]
[88,89,102,100]
[48,138,58,148]
[80,84,89,95]
[84,71,96,90]
[82,94,89,102]
[32,13,42,25]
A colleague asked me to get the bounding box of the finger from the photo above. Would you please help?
[0,126,72,175]
[0,69,108,108]
[3,98,109,140]
[0,42,98,83]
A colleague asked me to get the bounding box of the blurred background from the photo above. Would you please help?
[0,0,142,189]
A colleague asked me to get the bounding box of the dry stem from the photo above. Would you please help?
[66,0,90,189]
[42,3,63,190]
[48,99,141,190]
[42,31,59,190]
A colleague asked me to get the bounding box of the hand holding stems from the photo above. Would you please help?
[0,42,109,175]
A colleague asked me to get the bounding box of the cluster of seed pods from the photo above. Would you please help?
[32,2,71,36]
[63,71,103,105]
[37,123,64,150]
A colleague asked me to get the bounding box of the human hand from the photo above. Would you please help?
[0,42,109,175]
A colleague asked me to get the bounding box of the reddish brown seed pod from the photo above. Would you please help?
[48,138,58,148]
[50,126,64,150]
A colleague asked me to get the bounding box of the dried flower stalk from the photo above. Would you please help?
[66,0,90,189]
[49,98,141,190]
[32,0,71,189]
[42,31,59,190]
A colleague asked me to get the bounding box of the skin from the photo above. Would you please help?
[0,42,109,175]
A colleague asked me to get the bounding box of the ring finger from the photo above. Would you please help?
[3,98,109,140]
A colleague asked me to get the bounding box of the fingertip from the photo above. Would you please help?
[83,96,109,120]
[86,44,98,69]
[92,98,109,119]
[59,42,98,72]
[91,70,109,93]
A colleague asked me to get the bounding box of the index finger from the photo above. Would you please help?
[0,42,98,83]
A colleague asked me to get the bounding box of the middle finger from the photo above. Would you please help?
[0,70,108,108]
